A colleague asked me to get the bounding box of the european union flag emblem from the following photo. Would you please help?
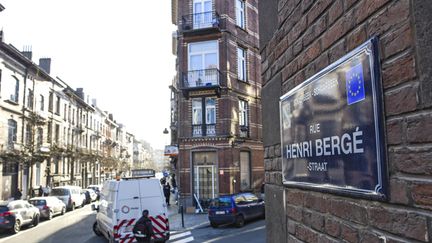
[346,63,365,105]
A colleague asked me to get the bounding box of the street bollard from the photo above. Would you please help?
[180,205,185,228]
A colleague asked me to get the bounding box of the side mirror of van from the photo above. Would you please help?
[91,204,99,212]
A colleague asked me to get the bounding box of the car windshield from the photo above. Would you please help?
[51,188,69,196]
[29,200,46,206]
[211,197,232,207]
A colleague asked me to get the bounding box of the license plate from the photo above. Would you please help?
[215,211,225,215]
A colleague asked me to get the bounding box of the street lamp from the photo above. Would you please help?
[163,128,169,135]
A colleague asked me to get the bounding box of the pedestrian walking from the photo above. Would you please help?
[14,189,22,200]
[163,182,171,206]
[133,209,154,243]
[38,185,43,197]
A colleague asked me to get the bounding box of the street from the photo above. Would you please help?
[170,219,266,243]
[0,204,104,243]
[0,204,266,243]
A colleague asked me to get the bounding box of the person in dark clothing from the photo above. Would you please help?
[14,189,22,200]
[38,186,43,197]
[133,210,153,243]
[163,182,171,206]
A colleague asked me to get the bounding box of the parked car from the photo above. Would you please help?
[29,196,66,220]
[82,189,97,204]
[87,185,102,200]
[208,192,265,228]
[51,186,85,211]
[0,200,40,233]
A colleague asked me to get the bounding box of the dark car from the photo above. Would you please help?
[208,192,265,228]
[0,200,40,233]
[29,197,66,220]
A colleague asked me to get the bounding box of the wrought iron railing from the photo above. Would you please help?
[192,124,216,137]
[181,11,221,31]
[182,68,221,89]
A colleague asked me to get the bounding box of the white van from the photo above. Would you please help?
[50,186,85,211]
[93,178,169,243]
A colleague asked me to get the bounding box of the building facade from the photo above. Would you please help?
[259,1,432,242]
[170,0,264,207]
[0,37,139,200]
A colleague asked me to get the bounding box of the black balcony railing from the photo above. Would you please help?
[182,68,221,89]
[192,124,216,137]
[181,11,221,32]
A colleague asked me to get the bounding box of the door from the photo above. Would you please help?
[193,0,212,29]
[195,166,216,206]
[188,41,218,87]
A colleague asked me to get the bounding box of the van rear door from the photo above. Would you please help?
[114,180,142,242]
[138,179,169,241]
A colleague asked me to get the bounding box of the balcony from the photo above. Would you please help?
[192,124,216,137]
[181,69,222,98]
[180,11,222,36]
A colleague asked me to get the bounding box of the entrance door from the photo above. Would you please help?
[194,166,216,202]
[193,0,212,29]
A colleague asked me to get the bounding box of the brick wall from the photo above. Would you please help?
[261,0,432,242]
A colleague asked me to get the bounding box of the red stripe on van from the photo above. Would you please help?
[150,216,166,231]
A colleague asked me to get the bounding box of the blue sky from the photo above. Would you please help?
[0,0,176,149]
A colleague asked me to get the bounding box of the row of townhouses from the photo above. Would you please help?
[0,32,150,200]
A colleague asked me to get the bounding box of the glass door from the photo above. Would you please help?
[194,165,216,202]
[193,0,212,29]
[188,41,219,87]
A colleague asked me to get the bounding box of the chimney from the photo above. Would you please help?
[92,99,97,107]
[109,114,113,120]
[22,46,32,60]
[39,58,51,74]
[76,88,84,100]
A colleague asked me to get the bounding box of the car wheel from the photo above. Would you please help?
[93,221,103,237]
[12,219,21,234]
[32,214,40,226]
[210,222,219,228]
[235,215,245,228]
[71,203,75,211]
[61,207,66,215]
[48,210,53,220]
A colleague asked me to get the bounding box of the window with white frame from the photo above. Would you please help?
[188,41,219,87]
[7,119,17,147]
[27,88,34,109]
[206,98,216,124]
[236,0,245,28]
[192,98,202,125]
[237,47,247,81]
[239,99,248,127]
[39,95,44,111]
[3,76,20,103]
[192,97,217,136]
[193,0,213,29]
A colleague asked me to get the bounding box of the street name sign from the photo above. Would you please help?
[280,37,387,199]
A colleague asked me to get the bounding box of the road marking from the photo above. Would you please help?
[170,231,191,240]
[202,225,265,243]
[171,236,194,243]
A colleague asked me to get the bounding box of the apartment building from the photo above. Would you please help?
[170,0,264,207]
[0,37,137,200]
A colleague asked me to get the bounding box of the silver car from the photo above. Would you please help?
[29,197,66,220]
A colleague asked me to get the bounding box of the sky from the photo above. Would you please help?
[0,0,176,150]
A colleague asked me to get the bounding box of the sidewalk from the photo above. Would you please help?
[167,203,209,231]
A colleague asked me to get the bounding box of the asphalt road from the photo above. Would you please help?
[170,218,266,243]
[0,204,104,243]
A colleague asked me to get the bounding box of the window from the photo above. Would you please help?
[193,0,213,29]
[236,0,245,28]
[240,151,251,190]
[7,119,17,148]
[239,100,248,126]
[188,41,219,87]
[4,76,20,103]
[37,128,43,147]
[237,47,247,81]
[55,124,60,144]
[55,96,60,115]
[27,88,34,109]
[48,91,53,112]
[63,104,67,120]
[54,158,59,174]
[192,97,216,136]
[39,95,44,111]
[36,162,41,186]
[25,124,32,145]
[47,121,52,143]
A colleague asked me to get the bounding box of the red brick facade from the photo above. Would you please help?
[172,0,264,206]
[260,0,432,242]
